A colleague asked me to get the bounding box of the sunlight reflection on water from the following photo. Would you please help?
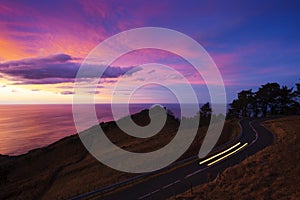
[0,104,189,155]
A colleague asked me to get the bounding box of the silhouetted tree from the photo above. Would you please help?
[293,79,300,114]
[199,102,212,126]
[228,90,254,118]
[277,86,294,115]
[200,102,212,118]
[296,79,300,98]
[256,82,280,117]
[228,99,241,118]
[251,92,260,118]
[238,89,255,117]
[227,80,300,118]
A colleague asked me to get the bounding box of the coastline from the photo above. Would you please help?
[0,103,228,156]
[0,108,239,199]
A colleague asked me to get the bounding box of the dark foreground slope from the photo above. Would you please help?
[175,116,300,199]
[0,109,239,200]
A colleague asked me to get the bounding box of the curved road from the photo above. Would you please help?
[72,119,274,200]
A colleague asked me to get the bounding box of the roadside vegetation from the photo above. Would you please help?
[227,80,300,118]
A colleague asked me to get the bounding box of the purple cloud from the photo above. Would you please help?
[60,91,75,95]
[0,54,142,84]
[0,54,73,67]
[16,78,74,85]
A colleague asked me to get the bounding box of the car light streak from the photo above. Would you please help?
[199,142,241,165]
[207,143,248,166]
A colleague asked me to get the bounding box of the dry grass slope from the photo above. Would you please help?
[0,109,239,200]
[174,116,300,200]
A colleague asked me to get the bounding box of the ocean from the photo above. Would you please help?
[0,104,189,156]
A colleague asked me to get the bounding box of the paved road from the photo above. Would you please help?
[75,119,274,200]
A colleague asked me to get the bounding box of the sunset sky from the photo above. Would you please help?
[0,0,299,104]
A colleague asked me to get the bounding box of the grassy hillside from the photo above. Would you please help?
[174,116,300,199]
[0,109,239,200]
